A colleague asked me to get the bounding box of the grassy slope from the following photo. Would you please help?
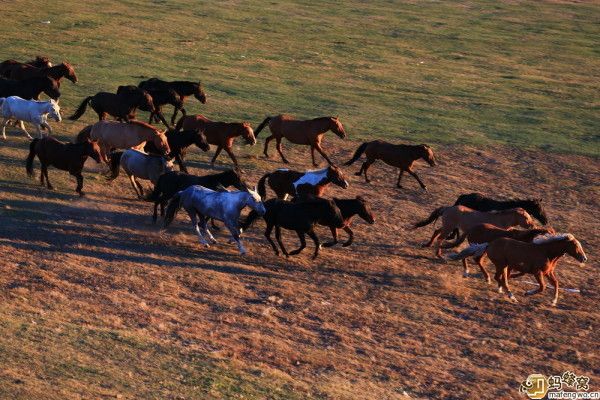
[1,0,599,155]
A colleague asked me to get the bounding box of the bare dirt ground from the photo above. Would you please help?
[0,135,598,399]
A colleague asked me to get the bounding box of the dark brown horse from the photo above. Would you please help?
[0,56,52,78]
[25,136,102,196]
[445,223,555,282]
[117,85,171,128]
[450,234,587,306]
[139,78,207,124]
[254,115,347,166]
[69,88,155,122]
[9,62,78,84]
[0,76,61,100]
[322,196,376,247]
[175,115,256,167]
[345,140,436,190]
[257,165,349,200]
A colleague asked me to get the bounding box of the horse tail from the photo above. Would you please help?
[448,243,488,261]
[253,116,271,138]
[106,151,123,180]
[344,142,369,166]
[26,138,39,177]
[75,125,93,143]
[441,231,467,249]
[413,206,446,229]
[164,192,182,228]
[257,172,270,200]
[240,209,260,232]
[69,96,93,120]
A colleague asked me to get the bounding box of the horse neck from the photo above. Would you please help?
[501,199,532,210]
[408,146,426,162]
[539,240,569,260]
[46,65,63,79]
[333,199,358,219]
[315,117,333,133]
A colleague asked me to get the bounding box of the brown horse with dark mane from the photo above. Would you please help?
[26,136,102,196]
[254,115,347,166]
[9,62,78,84]
[257,165,349,200]
[444,223,555,282]
[0,56,52,78]
[345,140,436,190]
[69,88,156,122]
[139,78,207,124]
[321,196,376,247]
[175,114,256,167]
[449,233,587,306]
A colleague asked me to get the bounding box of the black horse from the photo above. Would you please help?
[241,197,344,259]
[139,78,207,124]
[116,85,173,128]
[321,197,376,247]
[454,193,548,224]
[144,128,210,173]
[0,56,52,78]
[0,76,61,100]
[146,169,244,223]
[69,87,155,122]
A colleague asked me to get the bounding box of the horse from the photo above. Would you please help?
[116,85,171,128]
[0,76,61,100]
[257,165,349,200]
[445,224,555,282]
[69,88,155,122]
[25,136,102,196]
[139,78,207,124]
[449,233,587,306]
[0,56,52,78]
[9,62,78,84]
[254,115,347,166]
[144,128,210,173]
[75,120,170,164]
[413,205,535,259]
[175,115,256,167]
[164,185,265,255]
[453,192,548,225]
[131,84,185,126]
[345,141,436,190]
[107,149,174,199]
[146,169,245,223]
[1,96,61,139]
[241,197,344,259]
[321,196,376,247]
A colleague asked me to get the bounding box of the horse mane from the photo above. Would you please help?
[127,119,162,133]
[489,207,526,215]
[533,233,574,244]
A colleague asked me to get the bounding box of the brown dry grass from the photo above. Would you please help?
[0,136,598,399]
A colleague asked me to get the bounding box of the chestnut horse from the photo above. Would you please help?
[445,223,555,282]
[413,205,535,259]
[254,115,347,166]
[345,140,436,190]
[450,233,587,306]
[9,62,78,84]
[0,56,52,78]
[26,136,102,196]
[175,115,256,167]
[257,166,349,200]
[76,120,170,163]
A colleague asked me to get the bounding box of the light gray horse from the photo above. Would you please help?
[164,184,266,255]
[1,96,61,140]
[107,149,174,198]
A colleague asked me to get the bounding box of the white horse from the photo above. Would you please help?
[164,184,266,255]
[1,96,61,140]
[107,149,174,199]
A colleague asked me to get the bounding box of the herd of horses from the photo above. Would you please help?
[1,55,589,307]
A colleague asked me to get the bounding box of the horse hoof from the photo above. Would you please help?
[463,272,469,278]
[423,186,428,192]
[551,300,558,307]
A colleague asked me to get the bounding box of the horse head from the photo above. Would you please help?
[85,140,103,164]
[140,90,156,112]
[48,99,62,122]
[327,165,349,189]
[329,117,346,139]
[62,62,78,83]
[565,235,588,264]
[355,195,375,224]
[154,131,171,157]
[527,198,548,225]
[244,185,266,216]
[241,123,256,145]
[194,82,207,103]
[191,128,210,151]
[43,77,61,100]
[419,144,436,167]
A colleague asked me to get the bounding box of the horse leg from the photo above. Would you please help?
[128,175,141,198]
[263,135,274,158]
[74,172,84,196]
[210,218,220,231]
[422,228,442,248]
[433,228,452,259]
[342,226,354,247]
[264,224,280,256]
[275,226,289,257]
[288,231,306,255]
[134,178,145,197]
[526,271,545,297]
[548,271,559,306]
[313,143,333,166]
[187,211,208,247]
[502,268,517,302]
[210,145,223,166]
[462,258,470,277]
[323,226,339,247]
[307,228,321,259]
[1,118,9,140]
[408,169,427,191]
[275,138,289,164]
[17,120,32,139]
[153,202,159,223]
[475,254,491,284]
[223,146,239,167]
[41,122,52,136]
[397,170,405,188]
[360,159,375,183]
[310,146,317,167]
[42,164,53,190]
[175,154,188,174]
[226,223,246,255]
